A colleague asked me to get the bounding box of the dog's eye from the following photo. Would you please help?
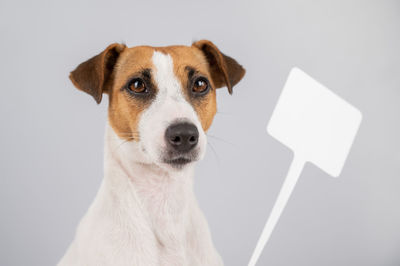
[127,78,147,94]
[192,77,209,94]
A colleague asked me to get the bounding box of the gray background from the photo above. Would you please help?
[0,0,399,265]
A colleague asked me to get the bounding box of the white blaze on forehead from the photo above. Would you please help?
[151,51,185,102]
[150,51,202,126]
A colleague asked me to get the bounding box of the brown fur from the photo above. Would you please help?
[70,43,126,104]
[108,46,157,141]
[192,40,246,94]
[69,41,245,141]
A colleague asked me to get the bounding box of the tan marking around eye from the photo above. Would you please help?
[160,46,217,132]
[108,46,157,141]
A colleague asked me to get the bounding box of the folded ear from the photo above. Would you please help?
[192,40,245,94]
[69,43,126,104]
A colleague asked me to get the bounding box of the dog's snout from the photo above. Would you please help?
[165,122,199,152]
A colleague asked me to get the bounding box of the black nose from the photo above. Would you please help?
[165,122,199,153]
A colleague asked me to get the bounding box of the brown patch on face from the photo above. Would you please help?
[109,45,219,138]
[70,41,245,141]
[156,46,217,132]
[107,46,158,141]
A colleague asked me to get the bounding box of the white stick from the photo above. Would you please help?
[248,155,305,266]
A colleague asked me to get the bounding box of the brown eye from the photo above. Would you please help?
[127,78,147,94]
[192,77,209,94]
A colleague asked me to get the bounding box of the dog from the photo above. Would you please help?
[58,40,245,266]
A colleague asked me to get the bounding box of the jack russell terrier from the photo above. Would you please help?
[58,40,245,266]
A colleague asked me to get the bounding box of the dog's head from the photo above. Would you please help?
[70,40,245,170]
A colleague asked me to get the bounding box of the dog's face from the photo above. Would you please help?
[70,40,245,170]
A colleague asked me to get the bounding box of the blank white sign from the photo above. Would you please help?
[248,67,362,266]
[267,67,362,177]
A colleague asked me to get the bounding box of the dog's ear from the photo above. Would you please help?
[192,40,245,94]
[69,43,126,104]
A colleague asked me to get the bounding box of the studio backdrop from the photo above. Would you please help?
[0,0,399,265]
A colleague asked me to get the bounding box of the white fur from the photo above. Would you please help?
[58,51,223,266]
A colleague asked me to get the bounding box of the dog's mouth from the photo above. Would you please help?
[163,156,195,169]
[165,157,192,166]
[162,152,198,168]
